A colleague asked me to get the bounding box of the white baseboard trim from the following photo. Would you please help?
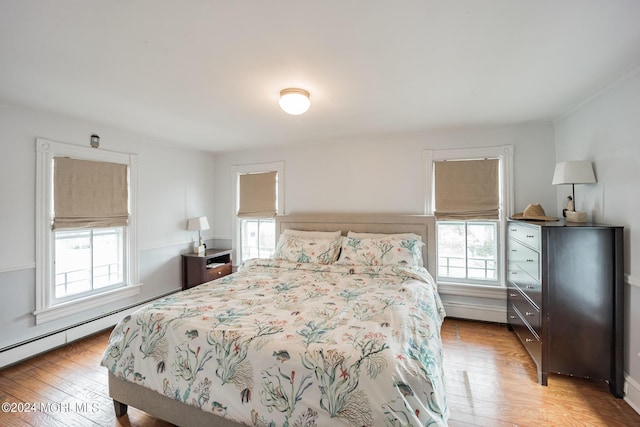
[624,374,640,415]
[0,289,179,369]
[443,301,507,323]
[0,307,137,369]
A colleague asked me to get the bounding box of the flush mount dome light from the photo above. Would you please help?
[279,88,310,115]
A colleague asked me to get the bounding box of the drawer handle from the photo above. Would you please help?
[509,315,516,320]
[509,293,517,297]
[525,338,533,343]
[217,271,222,275]
[526,235,534,238]
[511,271,518,275]
[511,249,517,252]
[526,285,535,289]
[510,228,516,232]
[526,259,534,263]
[525,311,534,317]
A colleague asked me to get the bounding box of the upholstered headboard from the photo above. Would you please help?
[275,213,437,273]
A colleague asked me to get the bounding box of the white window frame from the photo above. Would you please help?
[436,220,500,285]
[423,145,514,294]
[35,138,140,325]
[231,161,285,264]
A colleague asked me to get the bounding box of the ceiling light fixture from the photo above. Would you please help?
[279,88,310,115]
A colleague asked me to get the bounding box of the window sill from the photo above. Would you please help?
[437,282,507,299]
[33,283,142,325]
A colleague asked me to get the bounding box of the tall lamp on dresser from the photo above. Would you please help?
[506,207,624,397]
[552,160,597,222]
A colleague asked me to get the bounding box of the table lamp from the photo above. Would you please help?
[187,216,209,255]
[552,161,596,223]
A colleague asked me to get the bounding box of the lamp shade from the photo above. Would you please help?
[279,88,310,115]
[187,216,210,231]
[552,161,596,185]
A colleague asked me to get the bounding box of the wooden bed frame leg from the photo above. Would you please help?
[113,400,128,417]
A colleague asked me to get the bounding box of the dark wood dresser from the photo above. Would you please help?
[181,248,232,290]
[506,219,624,397]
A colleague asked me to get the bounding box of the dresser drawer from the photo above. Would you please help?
[508,286,541,331]
[508,222,540,251]
[204,263,232,282]
[508,264,541,298]
[508,238,540,281]
[508,304,542,365]
[507,266,541,310]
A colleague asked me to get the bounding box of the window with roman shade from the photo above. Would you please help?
[434,159,499,220]
[35,139,139,325]
[426,146,514,289]
[53,157,129,229]
[234,163,284,263]
[237,171,277,218]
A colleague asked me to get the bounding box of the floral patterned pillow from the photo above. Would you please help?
[346,232,424,266]
[273,234,342,264]
[335,236,424,267]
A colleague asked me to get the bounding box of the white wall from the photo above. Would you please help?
[0,105,216,350]
[554,67,640,412]
[213,123,557,239]
[213,123,557,323]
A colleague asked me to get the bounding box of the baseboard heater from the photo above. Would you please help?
[0,289,178,369]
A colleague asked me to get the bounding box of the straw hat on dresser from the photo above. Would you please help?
[511,203,558,221]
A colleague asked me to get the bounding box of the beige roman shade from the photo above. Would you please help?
[53,157,129,229]
[237,171,277,218]
[434,159,499,220]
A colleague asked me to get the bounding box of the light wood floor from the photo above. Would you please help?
[1,318,639,426]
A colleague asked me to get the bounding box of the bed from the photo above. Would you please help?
[101,213,448,426]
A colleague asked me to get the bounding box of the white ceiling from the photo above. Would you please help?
[1,1,640,152]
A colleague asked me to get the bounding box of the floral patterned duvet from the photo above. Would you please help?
[101,259,449,426]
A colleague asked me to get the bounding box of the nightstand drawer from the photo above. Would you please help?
[508,222,540,251]
[205,263,232,282]
[182,248,233,290]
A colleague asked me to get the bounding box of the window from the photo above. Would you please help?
[35,139,139,324]
[233,162,284,263]
[424,146,514,288]
[240,219,276,261]
[437,221,498,284]
[54,227,124,303]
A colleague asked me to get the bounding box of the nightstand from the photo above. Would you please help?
[181,248,232,290]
